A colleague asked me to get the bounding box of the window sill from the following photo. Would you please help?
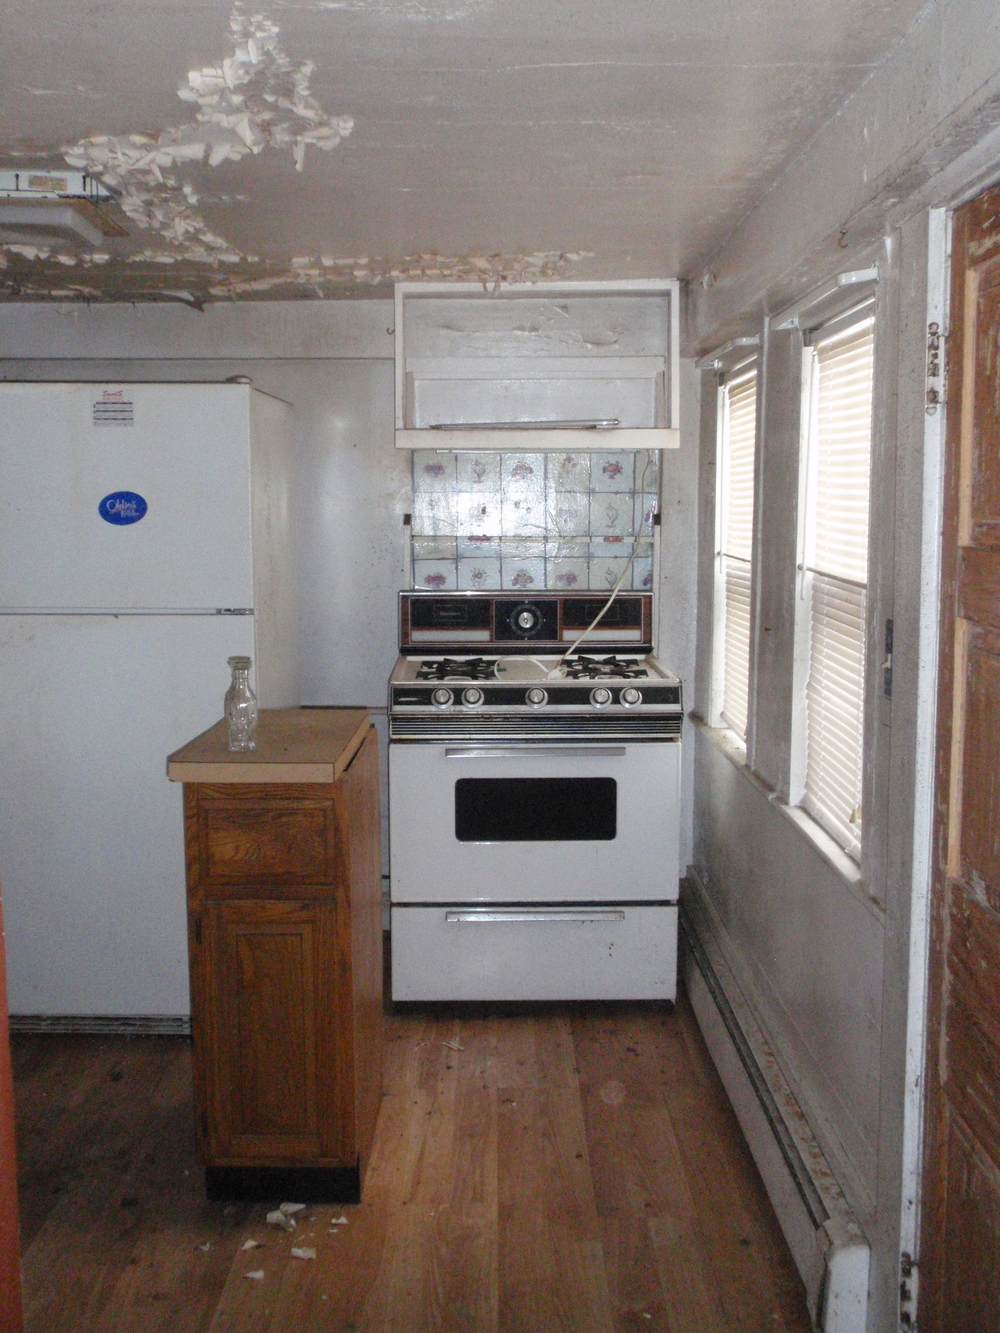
[690,712,884,925]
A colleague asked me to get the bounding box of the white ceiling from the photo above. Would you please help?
[0,0,928,303]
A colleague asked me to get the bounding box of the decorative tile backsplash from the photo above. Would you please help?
[411,450,658,592]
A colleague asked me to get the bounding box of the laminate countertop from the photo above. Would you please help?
[166,708,370,784]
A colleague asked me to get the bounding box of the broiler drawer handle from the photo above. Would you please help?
[445,910,626,924]
[443,746,627,759]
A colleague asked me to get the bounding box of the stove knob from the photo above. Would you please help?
[590,686,613,708]
[621,686,642,706]
[526,687,548,707]
[462,687,484,707]
[432,687,453,708]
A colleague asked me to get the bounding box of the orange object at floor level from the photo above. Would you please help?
[0,878,25,1333]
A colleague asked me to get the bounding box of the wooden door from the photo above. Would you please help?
[192,898,348,1165]
[921,181,1000,1330]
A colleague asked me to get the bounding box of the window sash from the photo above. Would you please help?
[721,556,751,737]
[719,371,757,738]
[801,318,873,856]
[803,572,866,857]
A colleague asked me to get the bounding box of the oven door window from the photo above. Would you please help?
[454,777,616,842]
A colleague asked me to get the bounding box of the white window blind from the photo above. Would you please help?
[719,371,757,738]
[802,317,874,857]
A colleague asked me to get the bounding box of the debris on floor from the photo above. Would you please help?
[241,1238,262,1251]
[442,1039,464,1051]
[244,1269,265,1281]
[291,1247,317,1260]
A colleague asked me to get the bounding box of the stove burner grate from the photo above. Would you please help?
[563,655,647,680]
[416,657,499,681]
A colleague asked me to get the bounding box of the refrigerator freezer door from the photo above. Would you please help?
[0,613,254,1016]
[0,383,255,609]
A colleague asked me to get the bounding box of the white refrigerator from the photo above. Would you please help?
[0,382,299,1019]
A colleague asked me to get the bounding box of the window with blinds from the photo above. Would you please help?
[718,370,757,738]
[801,316,874,858]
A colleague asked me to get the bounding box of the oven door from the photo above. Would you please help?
[389,740,680,904]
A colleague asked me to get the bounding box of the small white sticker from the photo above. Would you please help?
[93,390,134,427]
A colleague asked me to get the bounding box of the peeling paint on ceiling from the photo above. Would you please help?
[61,4,353,263]
[0,0,932,304]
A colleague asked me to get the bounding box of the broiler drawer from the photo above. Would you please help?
[390,903,677,1002]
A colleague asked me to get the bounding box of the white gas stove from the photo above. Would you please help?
[388,592,682,1003]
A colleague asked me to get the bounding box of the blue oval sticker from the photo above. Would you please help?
[99,491,147,526]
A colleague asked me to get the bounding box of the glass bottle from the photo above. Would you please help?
[224,656,258,751]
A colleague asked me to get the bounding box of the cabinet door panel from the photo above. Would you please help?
[231,926,316,1137]
[191,785,339,894]
[194,899,346,1165]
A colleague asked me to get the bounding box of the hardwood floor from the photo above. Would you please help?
[11,980,813,1332]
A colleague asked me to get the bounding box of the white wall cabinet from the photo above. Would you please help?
[394,280,680,451]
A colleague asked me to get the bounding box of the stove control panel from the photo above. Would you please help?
[400,591,653,655]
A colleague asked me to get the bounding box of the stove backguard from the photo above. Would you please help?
[399,590,654,655]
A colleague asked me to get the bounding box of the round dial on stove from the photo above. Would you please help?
[590,686,613,707]
[462,687,484,707]
[509,602,542,637]
[620,686,642,706]
[526,687,548,707]
[432,687,453,708]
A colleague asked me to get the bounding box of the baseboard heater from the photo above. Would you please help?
[9,1014,191,1036]
[680,906,869,1333]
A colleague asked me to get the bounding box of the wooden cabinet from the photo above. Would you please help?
[168,710,382,1201]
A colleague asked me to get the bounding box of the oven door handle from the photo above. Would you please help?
[445,909,626,924]
[443,746,627,759]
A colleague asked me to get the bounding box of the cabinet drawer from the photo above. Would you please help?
[391,903,677,1002]
[188,786,338,892]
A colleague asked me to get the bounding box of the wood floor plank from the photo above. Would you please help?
[572,999,813,1333]
[498,1085,616,1333]
[20,1042,203,1332]
[353,1017,499,1332]
[14,1036,174,1250]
